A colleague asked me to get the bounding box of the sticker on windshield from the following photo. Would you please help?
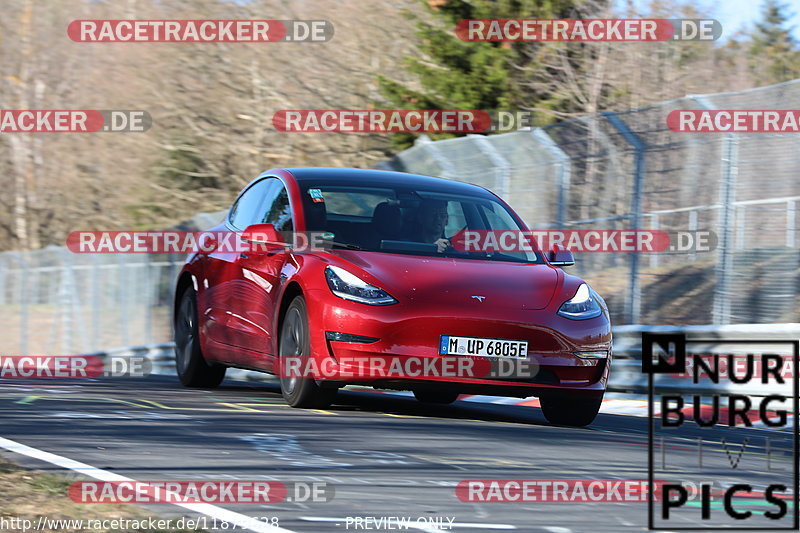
[308,188,325,203]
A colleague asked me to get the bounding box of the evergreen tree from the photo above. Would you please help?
[378,0,579,148]
[748,0,800,84]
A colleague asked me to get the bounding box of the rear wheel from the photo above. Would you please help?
[539,393,603,427]
[174,287,226,388]
[413,389,459,404]
[279,296,337,408]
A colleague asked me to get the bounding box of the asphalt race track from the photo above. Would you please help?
[0,375,795,532]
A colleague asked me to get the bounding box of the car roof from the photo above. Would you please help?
[282,167,495,198]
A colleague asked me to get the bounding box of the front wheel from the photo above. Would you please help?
[174,287,226,388]
[278,296,337,408]
[539,393,603,427]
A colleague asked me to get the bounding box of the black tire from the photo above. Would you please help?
[174,287,226,388]
[413,389,460,404]
[539,393,603,427]
[278,296,337,408]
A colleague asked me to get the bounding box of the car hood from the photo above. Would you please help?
[332,251,560,310]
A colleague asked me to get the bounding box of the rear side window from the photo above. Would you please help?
[229,177,293,231]
[229,179,272,230]
[316,189,396,218]
[258,186,293,231]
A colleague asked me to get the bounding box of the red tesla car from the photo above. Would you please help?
[173,168,612,426]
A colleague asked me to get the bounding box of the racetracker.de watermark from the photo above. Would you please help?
[273,110,492,133]
[455,19,721,41]
[0,355,151,379]
[273,109,594,133]
[668,110,800,133]
[450,230,717,254]
[277,355,539,381]
[456,480,663,502]
[69,480,333,504]
[67,230,333,253]
[68,20,333,42]
[0,110,150,132]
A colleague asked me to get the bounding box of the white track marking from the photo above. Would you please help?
[0,436,296,533]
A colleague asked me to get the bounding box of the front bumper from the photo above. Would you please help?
[303,288,612,396]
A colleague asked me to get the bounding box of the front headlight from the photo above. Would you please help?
[325,265,397,306]
[557,283,602,320]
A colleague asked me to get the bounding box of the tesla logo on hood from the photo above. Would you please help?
[471,295,486,302]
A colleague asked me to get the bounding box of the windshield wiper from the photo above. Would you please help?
[441,250,531,263]
[323,240,362,251]
[482,251,533,263]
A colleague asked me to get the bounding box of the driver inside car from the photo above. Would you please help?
[412,199,451,253]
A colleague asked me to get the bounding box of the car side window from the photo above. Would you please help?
[480,202,518,230]
[444,201,466,236]
[257,181,293,231]
[229,179,272,230]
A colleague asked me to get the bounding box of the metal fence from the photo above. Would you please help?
[0,211,225,356]
[0,248,182,356]
[1,82,799,356]
[379,79,800,326]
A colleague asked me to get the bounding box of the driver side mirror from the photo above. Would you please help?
[548,244,575,267]
[241,223,285,253]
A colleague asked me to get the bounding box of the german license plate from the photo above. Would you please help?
[439,336,528,357]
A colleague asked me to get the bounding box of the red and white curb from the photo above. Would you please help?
[354,389,794,430]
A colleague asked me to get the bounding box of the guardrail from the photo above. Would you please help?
[609,324,800,397]
[95,342,278,382]
[88,323,800,397]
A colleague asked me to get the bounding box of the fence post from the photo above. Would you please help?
[117,254,130,348]
[0,255,5,306]
[689,210,698,263]
[690,95,737,325]
[57,249,73,354]
[603,112,646,324]
[714,133,738,324]
[12,252,29,355]
[532,128,571,229]
[469,134,511,198]
[415,135,458,178]
[145,258,155,345]
[91,254,100,352]
[649,215,659,269]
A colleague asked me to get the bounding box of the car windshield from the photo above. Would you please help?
[299,182,541,264]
